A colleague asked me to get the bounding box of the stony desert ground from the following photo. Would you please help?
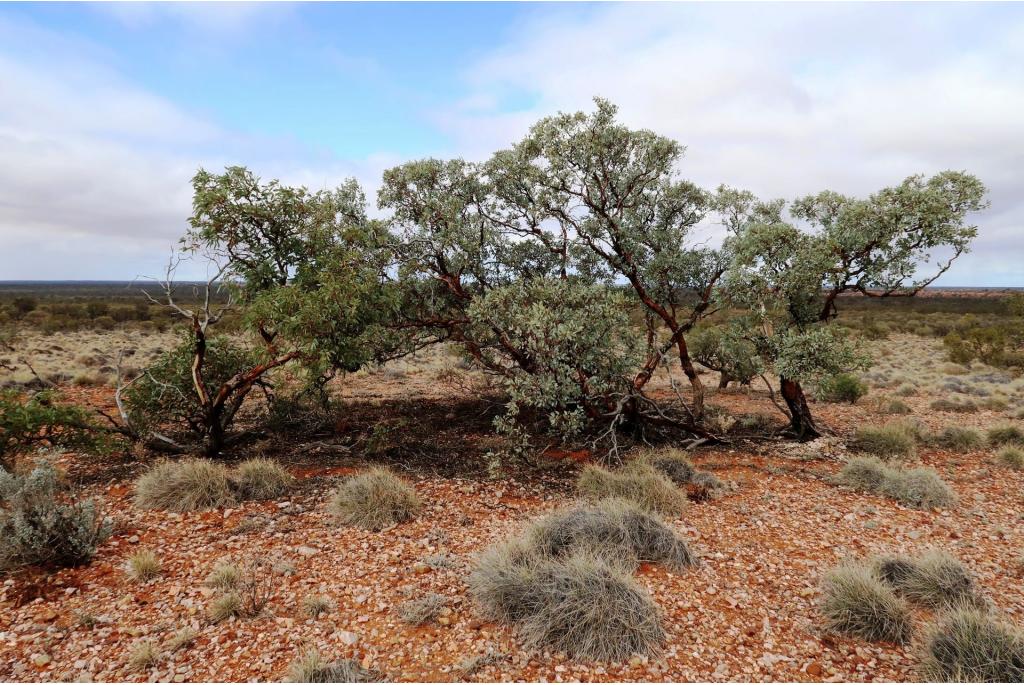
[1,332,1023,683]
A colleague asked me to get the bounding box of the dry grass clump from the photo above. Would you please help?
[397,593,446,625]
[874,551,984,610]
[851,423,917,459]
[301,594,335,618]
[231,458,293,500]
[987,423,1024,447]
[285,649,382,683]
[921,605,1024,682]
[205,561,242,590]
[879,398,912,415]
[820,564,913,644]
[925,426,983,452]
[576,463,686,516]
[207,592,242,622]
[329,467,422,531]
[469,545,664,661]
[836,458,956,510]
[128,639,161,670]
[166,626,197,652]
[996,446,1024,470]
[125,549,161,582]
[640,449,694,485]
[880,467,957,510]
[525,499,696,571]
[135,459,235,512]
[930,398,979,414]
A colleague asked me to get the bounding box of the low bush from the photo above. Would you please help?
[231,458,293,500]
[996,446,1024,470]
[525,499,696,571]
[930,398,979,414]
[922,605,1024,682]
[926,427,983,453]
[820,565,913,644]
[689,470,725,501]
[126,549,161,582]
[0,389,108,472]
[135,459,235,512]
[207,592,242,622]
[329,467,422,531]
[397,593,446,625]
[301,594,334,619]
[851,423,917,459]
[987,424,1024,447]
[836,457,891,491]
[285,649,382,683]
[128,640,161,671]
[576,463,686,516]
[818,373,869,404]
[880,399,912,415]
[0,461,111,572]
[639,449,694,485]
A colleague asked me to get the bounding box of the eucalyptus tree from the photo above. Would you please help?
[724,171,987,439]
[119,167,396,455]
[494,99,726,420]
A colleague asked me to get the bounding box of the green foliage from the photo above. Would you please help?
[817,373,869,404]
[773,326,871,387]
[689,326,764,385]
[922,606,1024,682]
[944,327,1008,365]
[0,389,107,471]
[329,467,422,530]
[124,333,258,443]
[0,460,111,572]
[820,564,913,644]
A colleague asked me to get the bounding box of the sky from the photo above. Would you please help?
[0,1,1021,285]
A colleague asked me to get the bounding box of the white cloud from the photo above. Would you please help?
[441,3,1024,286]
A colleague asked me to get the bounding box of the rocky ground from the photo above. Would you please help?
[1,337,1023,683]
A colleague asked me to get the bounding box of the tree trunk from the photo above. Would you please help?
[718,372,732,389]
[780,377,820,441]
[676,337,705,420]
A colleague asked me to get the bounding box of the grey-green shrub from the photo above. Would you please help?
[931,398,979,414]
[987,424,1024,447]
[881,467,957,510]
[876,551,983,610]
[818,373,869,404]
[820,564,913,644]
[0,461,111,571]
[922,605,1024,682]
[329,467,422,530]
[397,593,446,625]
[576,463,686,516]
[836,457,891,491]
[135,459,235,512]
[231,458,293,500]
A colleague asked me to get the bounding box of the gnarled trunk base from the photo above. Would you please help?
[780,377,821,441]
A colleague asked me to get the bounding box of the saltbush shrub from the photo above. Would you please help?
[0,461,111,572]
[329,467,422,530]
[576,463,686,516]
[922,606,1024,682]
[818,373,869,404]
[135,459,235,512]
[820,564,913,644]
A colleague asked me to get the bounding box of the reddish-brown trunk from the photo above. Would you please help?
[780,377,820,441]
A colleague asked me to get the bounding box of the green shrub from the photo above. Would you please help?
[818,373,869,404]
[231,458,293,500]
[820,565,913,644]
[285,649,381,683]
[469,548,664,661]
[329,467,422,531]
[135,459,235,512]
[851,423,917,459]
[576,463,686,516]
[926,427,983,452]
[0,461,111,572]
[0,389,107,472]
[987,424,1024,447]
[996,446,1024,470]
[525,499,696,572]
[922,606,1024,682]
